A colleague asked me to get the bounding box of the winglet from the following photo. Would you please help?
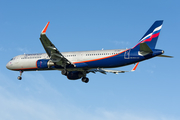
[131,62,139,71]
[41,22,50,34]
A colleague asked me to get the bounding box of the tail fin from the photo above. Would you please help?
[133,20,163,50]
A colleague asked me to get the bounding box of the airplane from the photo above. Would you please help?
[6,20,172,83]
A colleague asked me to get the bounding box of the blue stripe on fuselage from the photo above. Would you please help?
[80,48,163,68]
[81,50,141,68]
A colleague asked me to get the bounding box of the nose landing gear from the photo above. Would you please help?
[17,70,23,80]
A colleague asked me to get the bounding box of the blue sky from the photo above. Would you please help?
[0,0,179,119]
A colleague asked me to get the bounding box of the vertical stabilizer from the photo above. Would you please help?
[133,20,163,50]
[139,20,163,49]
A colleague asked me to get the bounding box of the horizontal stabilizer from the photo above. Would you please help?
[157,55,173,58]
[140,43,153,53]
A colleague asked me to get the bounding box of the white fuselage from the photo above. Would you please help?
[6,49,126,71]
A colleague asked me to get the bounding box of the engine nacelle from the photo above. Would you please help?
[36,59,54,68]
[67,71,83,80]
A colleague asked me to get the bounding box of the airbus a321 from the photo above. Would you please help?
[6,20,172,83]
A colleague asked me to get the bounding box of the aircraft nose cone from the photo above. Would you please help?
[6,62,11,70]
[6,63,9,69]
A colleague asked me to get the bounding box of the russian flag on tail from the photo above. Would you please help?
[133,20,163,50]
[139,20,163,49]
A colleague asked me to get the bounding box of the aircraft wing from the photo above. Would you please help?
[40,22,73,66]
[89,62,139,74]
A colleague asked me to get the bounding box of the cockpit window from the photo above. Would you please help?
[10,58,16,61]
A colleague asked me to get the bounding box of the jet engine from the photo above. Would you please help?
[67,71,84,80]
[36,59,54,68]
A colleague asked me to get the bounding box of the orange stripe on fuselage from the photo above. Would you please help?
[73,49,128,64]
[13,67,38,71]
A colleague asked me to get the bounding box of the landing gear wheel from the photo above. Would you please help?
[17,70,23,80]
[61,69,68,75]
[17,76,22,80]
[82,77,89,83]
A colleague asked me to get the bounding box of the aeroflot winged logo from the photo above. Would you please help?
[6,20,172,83]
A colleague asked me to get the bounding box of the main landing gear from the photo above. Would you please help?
[61,69,68,75]
[81,71,89,83]
[17,70,23,80]
[61,69,90,83]
[82,77,89,83]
